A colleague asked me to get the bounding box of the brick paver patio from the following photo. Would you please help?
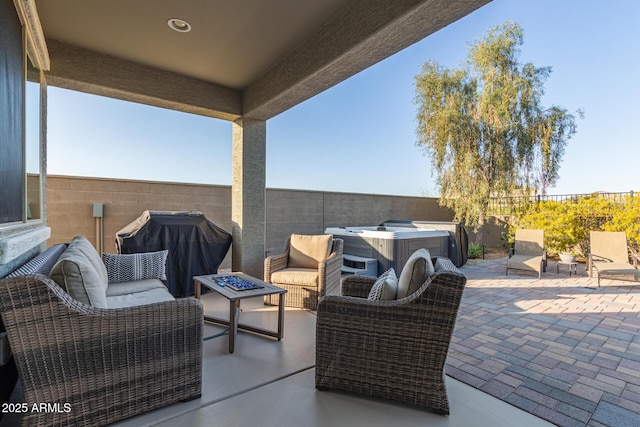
[449,258,640,427]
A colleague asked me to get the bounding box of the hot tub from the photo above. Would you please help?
[324,226,450,276]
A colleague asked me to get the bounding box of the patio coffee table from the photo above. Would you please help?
[194,273,287,353]
[556,260,578,276]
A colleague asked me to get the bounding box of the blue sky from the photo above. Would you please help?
[47,0,640,197]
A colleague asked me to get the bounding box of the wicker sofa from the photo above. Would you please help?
[315,254,466,415]
[0,236,203,426]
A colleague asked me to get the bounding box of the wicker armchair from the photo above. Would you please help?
[0,274,203,427]
[264,236,343,310]
[315,257,466,414]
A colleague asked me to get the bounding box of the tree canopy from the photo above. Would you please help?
[414,21,581,242]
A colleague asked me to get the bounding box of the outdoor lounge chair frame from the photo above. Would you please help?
[588,231,640,286]
[506,229,547,279]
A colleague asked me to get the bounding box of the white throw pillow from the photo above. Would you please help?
[367,268,398,301]
[397,248,434,299]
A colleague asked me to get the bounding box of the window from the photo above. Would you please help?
[0,0,44,226]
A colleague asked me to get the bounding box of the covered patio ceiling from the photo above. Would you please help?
[35,0,491,121]
[29,0,491,277]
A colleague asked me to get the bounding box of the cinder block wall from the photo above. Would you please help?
[47,176,233,267]
[47,176,454,268]
[265,189,453,255]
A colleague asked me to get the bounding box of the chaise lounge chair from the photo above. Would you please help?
[589,231,640,286]
[506,229,546,279]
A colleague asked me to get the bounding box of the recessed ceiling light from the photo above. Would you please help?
[168,18,191,33]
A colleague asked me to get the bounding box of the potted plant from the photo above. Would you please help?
[559,252,577,263]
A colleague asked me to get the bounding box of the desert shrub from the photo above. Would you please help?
[603,195,640,256]
[500,230,514,249]
[512,195,621,257]
[468,242,483,259]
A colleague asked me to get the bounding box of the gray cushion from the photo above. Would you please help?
[49,236,109,308]
[69,236,110,283]
[397,248,434,299]
[102,250,168,284]
[435,257,462,274]
[106,278,168,296]
[6,244,67,277]
[106,287,174,309]
[367,268,398,301]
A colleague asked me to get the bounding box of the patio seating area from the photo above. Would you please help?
[4,252,640,426]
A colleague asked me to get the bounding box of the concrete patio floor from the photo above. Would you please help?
[112,290,552,427]
[116,258,640,426]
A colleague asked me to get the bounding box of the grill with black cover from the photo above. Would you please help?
[116,210,232,297]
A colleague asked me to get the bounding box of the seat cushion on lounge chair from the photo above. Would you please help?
[106,278,169,296]
[288,234,333,269]
[397,248,434,299]
[271,268,319,286]
[106,287,175,309]
[593,262,640,281]
[50,236,109,308]
[507,254,543,272]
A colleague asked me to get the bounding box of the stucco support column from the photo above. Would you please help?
[231,118,266,278]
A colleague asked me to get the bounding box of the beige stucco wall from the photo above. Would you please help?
[47,175,454,269]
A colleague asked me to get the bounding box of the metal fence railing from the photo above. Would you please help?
[487,191,635,216]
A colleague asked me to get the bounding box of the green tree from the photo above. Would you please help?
[414,21,581,243]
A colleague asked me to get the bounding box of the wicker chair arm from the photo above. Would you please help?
[319,248,342,269]
[340,275,376,298]
[0,274,203,426]
[318,250,343,296]
[264,252,289,281]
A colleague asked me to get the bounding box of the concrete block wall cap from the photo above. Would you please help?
[0,226,51,264]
